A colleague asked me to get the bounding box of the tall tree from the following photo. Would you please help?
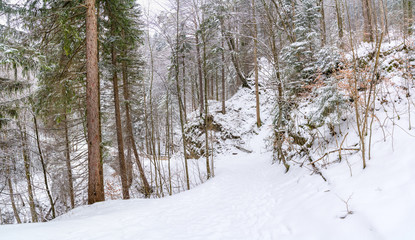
[251,0,261,128]
[362,0,374,42]
[317,0,326,46]
[32,113,55,218]
[120,0,151,197]
[18,119,38,222]
[176,0,191,189]
[334,0,344,48]
[105,0,130,200]
[86,0,105,204]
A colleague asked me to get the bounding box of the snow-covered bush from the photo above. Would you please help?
[316,46,341,74]
[307,77,348,129]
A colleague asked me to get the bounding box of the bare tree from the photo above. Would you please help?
[251,0,261,128]
[361,0,374,42]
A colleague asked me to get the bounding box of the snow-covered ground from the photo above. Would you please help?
[2,42,415,239]
[1,100,415,239]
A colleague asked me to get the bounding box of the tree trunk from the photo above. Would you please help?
[252,0,261,128]
[182,55,187,121]
[215,69,219,101]
[318,0,327,46]
[121,38,151,198]
[221,37,226,114]
[126,139,133,189]
[223,26,251,89]
[191,78,196,111]
[166,91,172,195]
[96,0,105,202]
[149,50,158,197]
[210,74,214,99]
[63,113,75,209]
[335,0,344,48]
[86,0,105,204]
[177,0,190,189]
[270,0,295,43]
[33,114,56,218]
[7,165,21,224]
[143,86,154,189]
[370,0,378,38]
[262,0,290,171]
[110,33,130,199]
[362,0,374,42]
[195,30,204,116]
[379,0,389,36]
[202,26,211,180]
[408,0,413,35]
[18,121,38,222]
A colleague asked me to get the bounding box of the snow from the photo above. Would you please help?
[2,99,415,239]
[2,43,415,239]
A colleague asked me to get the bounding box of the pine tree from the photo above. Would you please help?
[281,0,321,95]
[27,0,89,209]
[86,0,105,204]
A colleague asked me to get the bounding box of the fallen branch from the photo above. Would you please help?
[235,145,253,153]
[309,148,360,165]
[308,156,327,182]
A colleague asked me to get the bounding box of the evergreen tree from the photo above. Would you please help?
[26,0,88,209]
[281,0,321,95]
[102,0,150,197]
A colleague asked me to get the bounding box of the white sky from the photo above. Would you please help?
[0,1,169,26]
[137,0,170,16]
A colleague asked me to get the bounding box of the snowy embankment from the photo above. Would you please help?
[0,111,415,240]
[2,106,415,239]
[2,45,415,240]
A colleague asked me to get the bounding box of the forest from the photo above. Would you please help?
[0,0,415,238]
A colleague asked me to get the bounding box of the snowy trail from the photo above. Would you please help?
[1,114,415,239]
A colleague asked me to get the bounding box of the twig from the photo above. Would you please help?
[338,194,354,219]
[338,132,349,162]
[234,145,253,153]
[309,148,360,165]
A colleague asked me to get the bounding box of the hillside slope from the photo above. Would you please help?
[2,44,415,239]
[1,97,415,240]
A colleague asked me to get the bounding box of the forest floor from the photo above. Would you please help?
[2,41,415,239]
[1,99,414,239]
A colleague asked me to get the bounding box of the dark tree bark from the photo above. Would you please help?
[182,55,187,121]
[106,13,130,199]
[261,0,289,171]
[165,91,172,195]
[252,0,261,128]
[110,36,130,200]
[18,121,38,222]
[379,0,389,35]
[362,0,374,42]
[86,0,105,204]
[221,35,226,114]
[195,30,204,116]
[177,0,190,189]
[409,1,413,35]
[201,22,211,180]
[404,0,413,35]
[121,45,151,198]
[7,165,21,224]
[33,114,55,218]
[335,0,344,48]
[223,28,251,89]
[63,113,75,209]
[318,0,327,46]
